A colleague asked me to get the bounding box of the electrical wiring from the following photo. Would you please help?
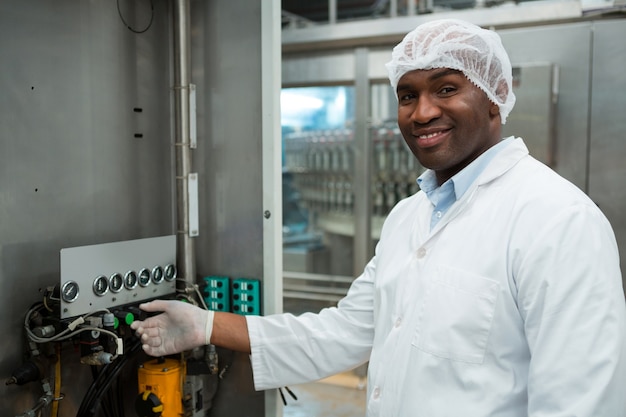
[76,339,142,417]
[176,278,210,311]
[24,304,120,354]
[116,0,154,34]
[28,325,119,345]
[42,295,54,312]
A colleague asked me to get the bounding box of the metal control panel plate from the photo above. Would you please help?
[59,236,177,319]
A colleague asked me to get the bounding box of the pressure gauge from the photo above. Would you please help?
[124,270,138,290]
[93,275,109,296]
[138,268,151,287]
[110,273,123,293]
[164,264,177,282]
[152,265,164,284]
[61,280,80,303]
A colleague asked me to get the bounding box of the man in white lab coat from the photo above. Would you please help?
[132,19,626,416]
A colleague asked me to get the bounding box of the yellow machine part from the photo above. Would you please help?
[137,358,184,417]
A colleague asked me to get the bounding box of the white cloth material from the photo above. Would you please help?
[385,19,516,124]
[205,309,215,345]
[247,138,626,417]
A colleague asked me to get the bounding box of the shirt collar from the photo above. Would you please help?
[417,137,514,203]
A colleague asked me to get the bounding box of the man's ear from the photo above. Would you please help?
[489,103,500,117]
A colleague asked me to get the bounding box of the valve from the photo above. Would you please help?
[135,391,163,417]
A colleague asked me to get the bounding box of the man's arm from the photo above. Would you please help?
[517,204,626,416]
[211,311,250,353]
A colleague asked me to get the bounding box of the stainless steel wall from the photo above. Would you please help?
[589,20,626,292]
[0,0,280,416]
[1,1,173,415]
[190,0,278,415]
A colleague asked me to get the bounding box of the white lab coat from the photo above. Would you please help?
[247,138,626,417]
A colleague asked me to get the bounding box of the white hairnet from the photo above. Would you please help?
[386,19,516,124]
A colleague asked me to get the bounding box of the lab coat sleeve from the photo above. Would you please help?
[516,203,626,416]
[246,256,376,390]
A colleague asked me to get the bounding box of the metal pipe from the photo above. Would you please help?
[172,0,196,285]
[353,47,373,275]
[329,0,337,24]
[389,0,398,17]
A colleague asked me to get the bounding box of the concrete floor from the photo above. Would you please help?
[282,372,367,417]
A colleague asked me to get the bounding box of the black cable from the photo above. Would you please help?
[87,342,141,416]
[100,394,114,417]
[90,365,99,380]
[278,387,287,406]
[76,340,141,417]
[79,359,119,416]
[284,386,298,401]
[101,378,118,417]
[116,0,154,34]
[84,354,131,416]
[103,374,122,417]
[115,374,124,417]
[77,362,117,416]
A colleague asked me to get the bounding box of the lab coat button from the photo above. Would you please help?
[373,387,381,399]
[394,318,402,328]
[416,247,427,258]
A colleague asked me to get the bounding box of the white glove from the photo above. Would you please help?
[130,299,214,356]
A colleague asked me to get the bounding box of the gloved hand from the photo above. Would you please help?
[130,299,214,357]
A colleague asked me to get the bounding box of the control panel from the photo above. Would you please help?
[59,235,177,319]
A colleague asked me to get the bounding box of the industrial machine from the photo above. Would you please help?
[2,0,625,416]
[1,0,281,416]
[8,236,262,417]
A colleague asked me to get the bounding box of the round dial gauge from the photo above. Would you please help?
[152,266,164,284]
[93,275,109,296]
[110,273,123,293]
[124,270,138,290]
[138,268,151,287]
[61,281,80,303]
[164,264,177,282]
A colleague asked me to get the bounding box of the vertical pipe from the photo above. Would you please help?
[329,0,337,24]
[173,0,196,285]
[389,0,398,17]
[418,0,433,14]
[353,48,372,275]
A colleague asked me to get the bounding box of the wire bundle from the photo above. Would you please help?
[76,339,142,417]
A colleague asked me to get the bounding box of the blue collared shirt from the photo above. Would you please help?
[417,137,514,230]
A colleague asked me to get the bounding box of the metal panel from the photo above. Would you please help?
[190,0,277,415]
[499,23,592,190]
[0,0,172,415]
[1,0,281,415]
[502,63,558,167]
[59,236,177,318]
[282,49,356,86]
[588,19,626,291]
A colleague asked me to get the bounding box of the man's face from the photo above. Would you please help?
[396,68,501,185]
